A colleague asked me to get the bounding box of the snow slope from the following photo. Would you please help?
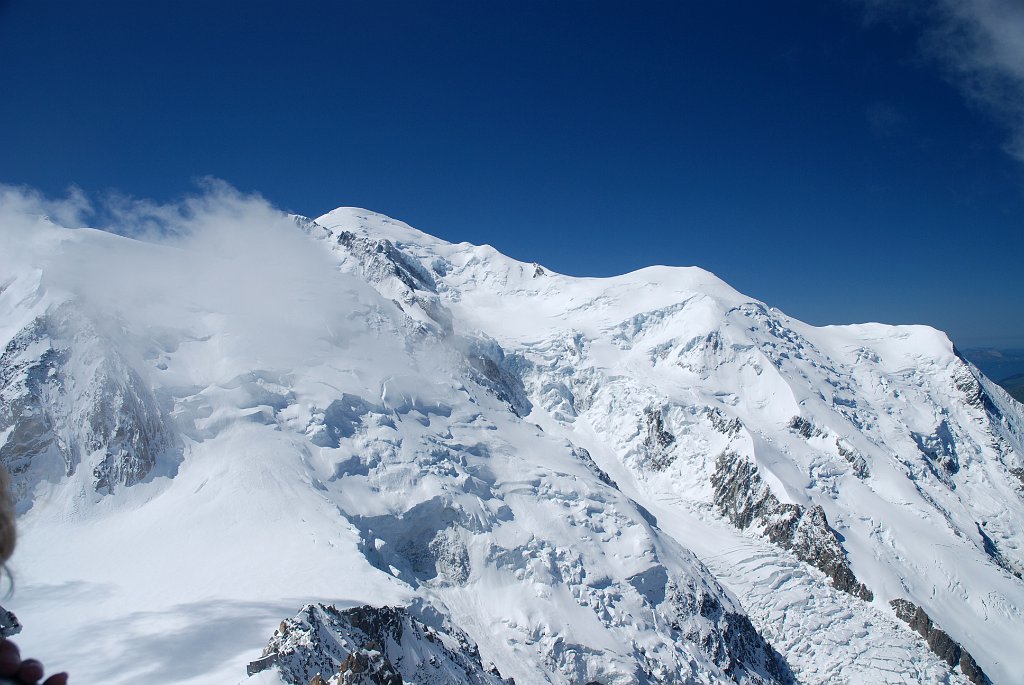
[313,207,1024,684]
[2,202,1022,684]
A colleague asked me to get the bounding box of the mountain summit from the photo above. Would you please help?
[2,205,1022,685]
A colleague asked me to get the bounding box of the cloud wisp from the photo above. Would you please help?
[858,0,1024,162]
[0,181,413,387]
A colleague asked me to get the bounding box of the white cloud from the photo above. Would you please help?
[857,0,1024,162]
[0,182,410,388]
[0,183,91,227]
[928,0,1024,160]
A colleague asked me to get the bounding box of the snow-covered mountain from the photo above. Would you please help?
[2,201,1022,685]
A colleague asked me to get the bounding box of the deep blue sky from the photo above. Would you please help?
[1,1,1022,347]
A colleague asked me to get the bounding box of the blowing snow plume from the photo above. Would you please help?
[0,182,413,384]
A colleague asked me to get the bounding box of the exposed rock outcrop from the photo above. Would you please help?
[1012,467,1024,489]
[0,308,174,506]
[835,439,870,479]
[663,582,796,685]
[951,353,1003,420]
[571,445,618,488]
[641,407,676,470]
[337,228,452,334]
[712,450,873,601]
[890,598,990,684]
[912,420,961,477]
[787,416,822,440]
[0,605,21,638]
[460,336,532,417]
[247,604,510,685]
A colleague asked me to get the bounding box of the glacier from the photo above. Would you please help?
[1,198,1022,684]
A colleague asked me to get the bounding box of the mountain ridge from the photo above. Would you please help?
[2,204,1021,684]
